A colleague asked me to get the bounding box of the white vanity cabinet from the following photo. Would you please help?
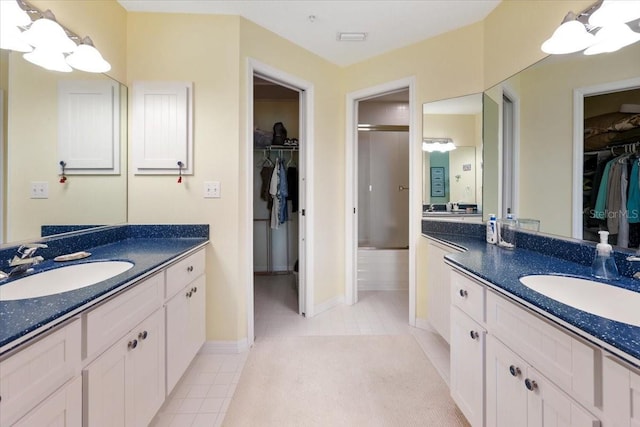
[84,308,165,427]
[0,319,81,426]
[602,354,640,427]
[426,240,462,343]
[449,270,486,427]
[165,250,206,395]
[12,376,82,427]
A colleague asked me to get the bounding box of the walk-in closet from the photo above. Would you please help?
[582,88,640,247]
[252,76,300,324]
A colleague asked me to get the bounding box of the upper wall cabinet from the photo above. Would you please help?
[58,80,121,174]
[132,81,193,175]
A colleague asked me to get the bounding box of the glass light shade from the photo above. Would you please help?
[584,23,640,55]
[541,20,596,54]
[21,17,76,52]
[0,0,32,28]
[422,141,456,153]
[0,24,33,52]
[23,48,72,72]
[588,0,640,27]
[66,44,111,73]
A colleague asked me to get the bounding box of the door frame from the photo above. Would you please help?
[571,76,640,239]
[245,58,315,347]
[345,77,417,325]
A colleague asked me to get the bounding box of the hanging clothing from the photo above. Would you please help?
[593,158,615,219]
[606,160,624,234]
[619,161,630,247]
[278,159,289,224]
[287,166,299,212]
[260,165,274,202]
[270,159,280,229]
[628,160,640,223]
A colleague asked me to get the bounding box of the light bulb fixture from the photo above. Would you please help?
[422,138,456,153]
[588,0,640,27]
[0,23,33,52]
[542,0,640,56]
[23,47,72,72]
[0,0,32,28]
[66,37,111,73]
[21,11,76,53]
[585,22,640,55]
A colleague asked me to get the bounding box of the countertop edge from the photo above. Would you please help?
[0,241,208,357]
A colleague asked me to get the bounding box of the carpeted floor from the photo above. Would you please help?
[222,334,470,426]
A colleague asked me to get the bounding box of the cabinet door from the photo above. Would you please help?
[486,335,528,427]
[603,355,640,427]
[450,307,485,427]
[427,242,451,343]
[526,366,600,427]
[84,334,131,427]
[131,308,165,427]
[13,376,82,427]
[166,275,205,394]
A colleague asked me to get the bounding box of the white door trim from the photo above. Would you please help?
[572,76,640,239]
[245,58,315,348]
[345,77,417,326]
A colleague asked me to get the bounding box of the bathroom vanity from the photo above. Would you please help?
[422,220,640,427]
[0,225,208,426]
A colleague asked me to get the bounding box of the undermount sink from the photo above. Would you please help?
[0,261,134,301]
[519,275,640,327]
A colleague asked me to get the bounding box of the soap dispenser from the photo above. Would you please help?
[591,230,620,280]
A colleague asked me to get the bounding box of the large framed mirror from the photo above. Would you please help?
[1,49,127,245]
[422,93,483,216]
[483,41,640,242]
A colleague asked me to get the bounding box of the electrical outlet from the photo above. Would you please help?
[204,181,221,198]
[30,182,49,199]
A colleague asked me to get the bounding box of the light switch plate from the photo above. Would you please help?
[30,181,49,199]
[204,181,221,198]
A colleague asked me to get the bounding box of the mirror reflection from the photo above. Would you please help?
[422,94,483,215]
[483,42,640,241]
[1,50,127,245]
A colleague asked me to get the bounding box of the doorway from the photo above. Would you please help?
[246,59,314,347]
[345,77,417,325]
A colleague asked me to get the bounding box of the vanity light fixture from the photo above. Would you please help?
[65,37,111,73]
[0,0,32,52]
[542,0,640,55]
[21,11,76,53]
[422,138,456,153]
[24,47,72,72]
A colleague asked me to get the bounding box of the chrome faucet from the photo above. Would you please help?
[3,243,48,277]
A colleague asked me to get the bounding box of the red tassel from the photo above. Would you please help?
[59,176,67,183]
[177,176,182,183]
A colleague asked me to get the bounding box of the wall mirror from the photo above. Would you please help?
[422,93,483,214]
[483,41,640,241]
[1,50,127,245]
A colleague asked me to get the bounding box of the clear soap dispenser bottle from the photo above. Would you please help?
[591,230,620,280]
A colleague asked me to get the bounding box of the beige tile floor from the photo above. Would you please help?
[150,274,450,426]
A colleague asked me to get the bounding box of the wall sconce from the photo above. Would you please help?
[0,0,111,73]
[542,0,640,56]
[422,138,456,153]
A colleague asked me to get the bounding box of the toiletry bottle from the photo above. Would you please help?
[591,230,620,280]
[486,214,497,244]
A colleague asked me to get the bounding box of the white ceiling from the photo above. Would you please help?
[117,0,501,66]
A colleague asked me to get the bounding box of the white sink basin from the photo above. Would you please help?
[0,261,134,301]
[519,275,640,327]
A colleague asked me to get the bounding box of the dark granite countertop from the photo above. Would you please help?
[0,225,208,355]
[422,232,640,368]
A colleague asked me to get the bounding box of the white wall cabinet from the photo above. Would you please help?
[486,335,600,427]
[84,308,165,427]
[165,249,206,394]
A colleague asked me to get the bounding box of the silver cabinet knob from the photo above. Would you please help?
[469,330,479,340]
[138,330,148,340]
[127,339,138,350]
[509,365,521,377]
[192,286,197,293]
[459,289,468,298]
[187,266,194,273]
[525,378,538,391]
[186,290,192,298]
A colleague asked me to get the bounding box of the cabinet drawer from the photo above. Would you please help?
[486,291,597,407]
[166,249,205,299]
[85,273,164,360]
[13,376,82,427]
[450,269,486,324]
[0,319,81,426]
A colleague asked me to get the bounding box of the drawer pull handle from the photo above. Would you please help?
[138,330,148,340]
[459,289,468,298]
[509,365,521,377]
[469,330,479,340]
[187,266,194,273]
[128,339,138,350]
[524,378,538,391]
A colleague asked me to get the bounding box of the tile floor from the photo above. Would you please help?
[150,274,450,426]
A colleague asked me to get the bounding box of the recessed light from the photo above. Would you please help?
[337,32,367,42]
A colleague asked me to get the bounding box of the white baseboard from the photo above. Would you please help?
[199,339,250,354]
[358,283,409,291]
[313,295,344,316]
